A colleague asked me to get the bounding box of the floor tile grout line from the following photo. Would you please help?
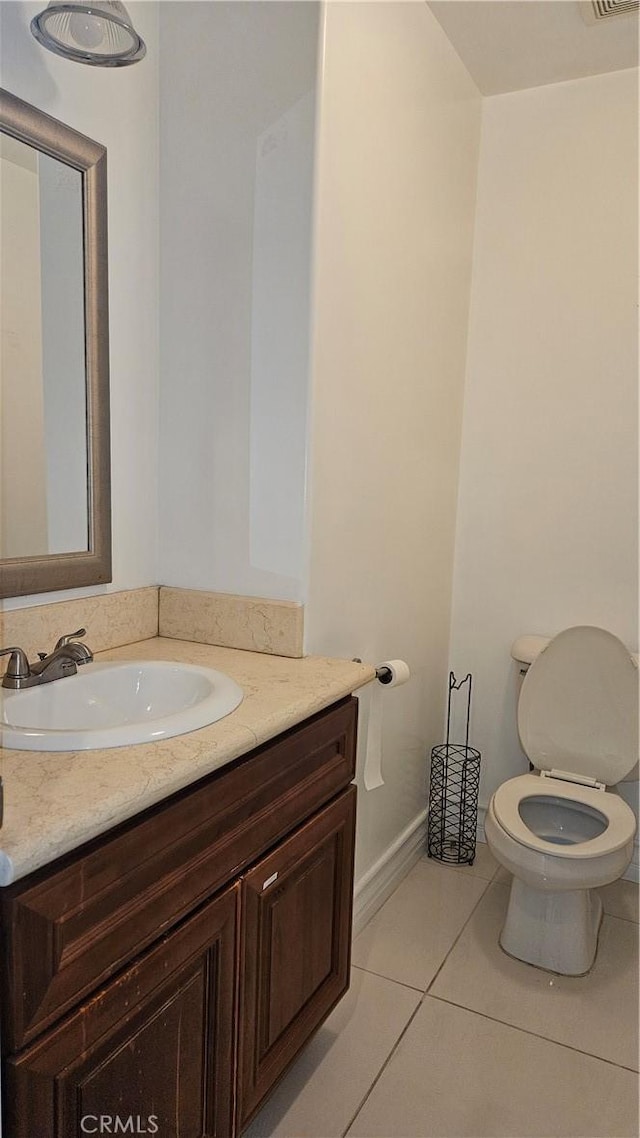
[423,876,496,997]
[600,911,640,926]
[350,963,425,994]
[341,874,497,1138]
[428,993,640,1075]
[354,871,493,999]
[339,993,428,1138]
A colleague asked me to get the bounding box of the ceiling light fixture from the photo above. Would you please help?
[30,1,146,66]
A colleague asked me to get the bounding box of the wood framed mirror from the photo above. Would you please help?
[0,88,111,599]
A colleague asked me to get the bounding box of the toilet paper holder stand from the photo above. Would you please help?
[427,671,481,867]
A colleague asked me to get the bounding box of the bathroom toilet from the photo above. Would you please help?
[485,626,638,976]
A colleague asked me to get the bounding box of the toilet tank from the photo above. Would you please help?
[511,635,552,674]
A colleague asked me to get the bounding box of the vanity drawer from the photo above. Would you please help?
[1,696,357,1052]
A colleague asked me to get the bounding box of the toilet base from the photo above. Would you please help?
[500,877,603,976]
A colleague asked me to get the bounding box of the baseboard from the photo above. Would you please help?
[352,808,427,937]
[476,803,640,884]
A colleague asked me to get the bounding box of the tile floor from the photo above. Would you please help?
[245,843,639,1138]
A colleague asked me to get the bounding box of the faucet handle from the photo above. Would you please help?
[54,628,93,666]
[54,628,87,650]
[0,647,30,679]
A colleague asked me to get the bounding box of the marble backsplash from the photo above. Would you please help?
[1,586,305,662]
[0,587,159,661]
[159,587,304,658]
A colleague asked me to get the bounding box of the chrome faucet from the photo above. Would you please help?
[0,629,93,690]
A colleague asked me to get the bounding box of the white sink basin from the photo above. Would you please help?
[0,660,244,751]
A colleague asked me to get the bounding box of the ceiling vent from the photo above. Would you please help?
[580,0,639,22]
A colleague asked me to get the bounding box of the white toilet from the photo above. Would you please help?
[485,625,638,976]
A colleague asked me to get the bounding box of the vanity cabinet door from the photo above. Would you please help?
[237,786,356,1130]
[5,884,238,1138]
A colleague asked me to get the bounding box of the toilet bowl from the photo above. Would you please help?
[485,626,638,976]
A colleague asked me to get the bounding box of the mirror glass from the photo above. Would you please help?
[0,133,88,559]
[0,89,111,600]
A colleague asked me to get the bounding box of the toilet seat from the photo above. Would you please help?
[492,774,637,858]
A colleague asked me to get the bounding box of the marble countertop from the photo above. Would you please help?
[0,638,375,886]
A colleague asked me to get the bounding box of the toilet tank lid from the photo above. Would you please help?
[512,634,639,668]
[511,635,552,665]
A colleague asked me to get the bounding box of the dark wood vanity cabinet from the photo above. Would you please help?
[0,697,358,1138]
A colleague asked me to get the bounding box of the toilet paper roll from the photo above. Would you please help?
[376,659,411,687]
[364,660,411,791]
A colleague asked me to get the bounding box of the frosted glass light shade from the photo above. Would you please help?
[31,1,146,66]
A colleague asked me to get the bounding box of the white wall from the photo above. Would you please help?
[249,90,316,587]
[305,2,482,883]
[449,69,639,819]
[0,0,159,610]
[158,2,319,602]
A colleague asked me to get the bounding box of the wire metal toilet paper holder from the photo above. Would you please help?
[427,671,481,866]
